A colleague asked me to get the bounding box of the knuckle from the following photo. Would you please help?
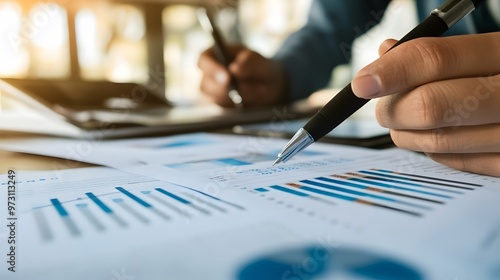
[375,97,392,127]
[200,82,217,97]
[238,49,253,61]
[422,128,452,153]
[411,38,453,77]
[197,51,211,68]
[410,86,444,128]
[389,129,403,147]
[379,39,393,56]
[453,154,470,173]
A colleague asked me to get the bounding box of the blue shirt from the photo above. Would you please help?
[274,0,500,101]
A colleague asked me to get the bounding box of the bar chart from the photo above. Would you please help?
[165,150,327,172]
[254,168,482,217]
[31,182,245,241]
[4,133,500,279]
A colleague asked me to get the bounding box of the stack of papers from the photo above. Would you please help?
[0,133,499,279]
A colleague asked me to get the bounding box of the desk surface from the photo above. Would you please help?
[0,132,95,174]
[0,150,94,173]
[0,127,392,174]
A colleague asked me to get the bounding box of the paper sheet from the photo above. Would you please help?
[1,133,500,279]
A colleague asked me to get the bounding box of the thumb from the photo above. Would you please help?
[378,39,398,56]
[351,39,399,100]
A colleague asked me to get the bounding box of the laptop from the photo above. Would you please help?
[0,78,317,139]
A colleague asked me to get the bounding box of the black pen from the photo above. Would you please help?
[198,7,243,108]
[274,0,484,165]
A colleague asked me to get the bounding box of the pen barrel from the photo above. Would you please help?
[304,84,368,141]
[394,13,449,48]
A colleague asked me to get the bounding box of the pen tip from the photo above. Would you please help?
[273,158,281,166]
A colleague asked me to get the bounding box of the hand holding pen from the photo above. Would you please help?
[354,34,500,178]
[198,7,243,108]
[274,0,488,166]
[197,8,288,108]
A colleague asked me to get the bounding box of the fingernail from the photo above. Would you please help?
[215,71,228,84]
[352,74,381,98]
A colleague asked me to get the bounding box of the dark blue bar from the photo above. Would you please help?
[301,180,395,202]
[160,140,198,148]
[217,158,251,166]
[373,169,481,187]
[51,199,69,217]
[254,188,269,192]
[116,187,152,208]
[349,177,452,198]
[86,192,113,213]
[300,186,356,202]
[318,177,451,198]
[361,170,473,190]
[357,171,421,186]
[317,177,442,197]
[156,188,191,204]
[270,185,309,197]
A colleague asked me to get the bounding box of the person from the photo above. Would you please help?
[198,0,500,177]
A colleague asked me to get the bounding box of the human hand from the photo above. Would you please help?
[198,45,288,108]
[352,33,500,177]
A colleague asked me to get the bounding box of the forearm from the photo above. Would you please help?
[274,0,391,102]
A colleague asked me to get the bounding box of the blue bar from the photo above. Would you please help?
[86,192,113,213]
[318,177,374,189]
[161,140,197,148]
[349,177,452,198]
[360,170,471,190]
[116,187,152,208]
[254,188,269,192]
[301,180,395,202]
[51,199,69,217]
[358,171,421,186]
[373,169,481,186]
[217,158,251,166]
[307,179,433,210]
[270,185,309,197]
[317,177,451,198]
[300,186,357,202]
[156,188,191,204]
[76,203,87,208]
[113,198,124,203]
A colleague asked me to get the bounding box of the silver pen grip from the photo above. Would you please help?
[432,0,477,28]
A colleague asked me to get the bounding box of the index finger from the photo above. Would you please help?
[352,32,500,99]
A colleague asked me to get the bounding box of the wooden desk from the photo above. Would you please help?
[0,150,94,173]
[0,132,95,174]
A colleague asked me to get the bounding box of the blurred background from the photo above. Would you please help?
[0,0,417,107]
